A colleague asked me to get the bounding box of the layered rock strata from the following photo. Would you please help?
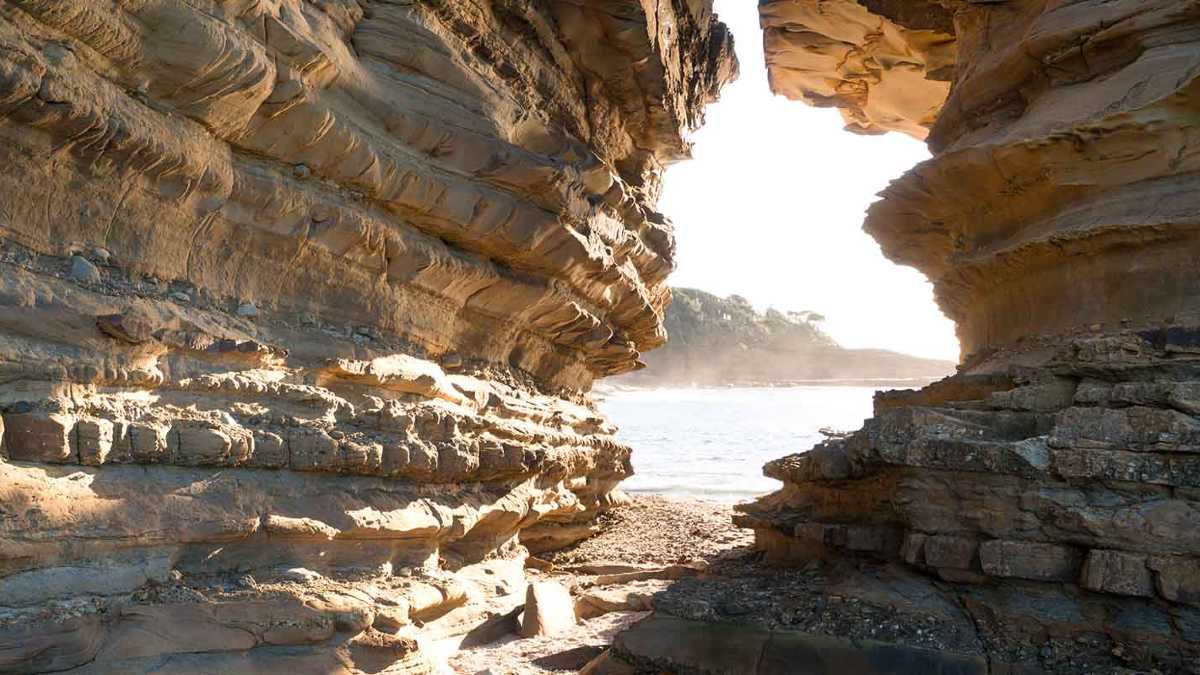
[742,1,1200,671]
[0,1,734,672]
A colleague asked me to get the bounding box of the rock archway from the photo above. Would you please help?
[1,0,1199,672]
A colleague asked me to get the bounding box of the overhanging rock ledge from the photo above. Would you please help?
[737,2,1200,671]
[0,1,735,672]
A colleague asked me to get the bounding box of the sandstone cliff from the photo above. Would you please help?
[728,1,1200,672]
[617,287,954,386]
[0,2,734,673]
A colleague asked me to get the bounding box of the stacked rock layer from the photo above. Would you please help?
[0,1,734,673]
[744,1,1200,671]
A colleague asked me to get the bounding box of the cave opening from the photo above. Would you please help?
[3,0,1199,672]
[599,0,957,504]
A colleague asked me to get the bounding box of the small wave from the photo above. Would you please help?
[625,484,771,503]
[604,386,876,502]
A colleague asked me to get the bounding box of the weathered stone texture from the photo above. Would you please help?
[0,1,734,672]
[744,1,1200,671]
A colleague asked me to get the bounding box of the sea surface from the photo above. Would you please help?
[598,386,886,503]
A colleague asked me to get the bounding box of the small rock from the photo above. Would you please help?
[170,291,191,303]
[96,312,156,344]
[278,567,323,583]
[520,581,577,637]
[236,302,259,318]
[373,605,410,632]
[69,255,101,284]
[441,352,464,370]
[91,247,111,264]
[293,163,312,179]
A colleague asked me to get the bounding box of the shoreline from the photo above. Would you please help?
[595,376,947,394]
[446,495,754,674]
[451,493,1128,674]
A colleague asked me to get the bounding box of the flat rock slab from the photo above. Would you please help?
[612,614,988,675]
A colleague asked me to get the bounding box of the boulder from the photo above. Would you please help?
[520,581,577,638]
[1081,550,1154,598]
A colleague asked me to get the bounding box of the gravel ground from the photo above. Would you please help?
[449,496,1149,675]
[542,495,754,568]
[446,495,753,674]
[445,610,649,674]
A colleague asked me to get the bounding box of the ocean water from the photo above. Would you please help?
[598,386,882,502]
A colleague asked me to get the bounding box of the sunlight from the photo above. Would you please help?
[660,0,959,362]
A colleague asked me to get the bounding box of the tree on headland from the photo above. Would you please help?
[788,310,825,326]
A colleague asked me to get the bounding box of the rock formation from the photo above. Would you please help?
[616,287,954,386]
[736,1,1200,671]
[0,1,734,672]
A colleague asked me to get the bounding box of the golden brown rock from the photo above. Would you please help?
[760,0,954,138]
[0,1,735,672]
[742,2,1200,671]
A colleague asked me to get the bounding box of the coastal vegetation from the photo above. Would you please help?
[620,288,955,385]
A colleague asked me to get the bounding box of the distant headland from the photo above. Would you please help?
[617,287,956,387]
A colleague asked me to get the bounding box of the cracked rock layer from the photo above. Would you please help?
[745,1,1200,671]
[0,1,735,673]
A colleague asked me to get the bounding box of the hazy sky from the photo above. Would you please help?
[658,0,959,361]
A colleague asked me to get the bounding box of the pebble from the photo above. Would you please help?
[68,255,101,284]
[91,247,111,264]
[278,567,323,583]
[236,302,259,318]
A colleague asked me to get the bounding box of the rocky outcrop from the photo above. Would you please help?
[741,1,1200,672]
[616,287,954,386]
[0,1,734,672]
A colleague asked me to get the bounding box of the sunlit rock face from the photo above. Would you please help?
[0,1,734,672]
[760,0,955,138]
[764,0,1200,364]
[746,1,1200,670]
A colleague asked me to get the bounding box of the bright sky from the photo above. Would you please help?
[659,0,960,361]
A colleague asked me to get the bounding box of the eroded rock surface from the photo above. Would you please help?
[0,1,734,672]
[740,2,1200,672]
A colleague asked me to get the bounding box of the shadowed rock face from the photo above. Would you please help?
[760,0,955,139]
[0,1,734,672]
[742,1,1200,671]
